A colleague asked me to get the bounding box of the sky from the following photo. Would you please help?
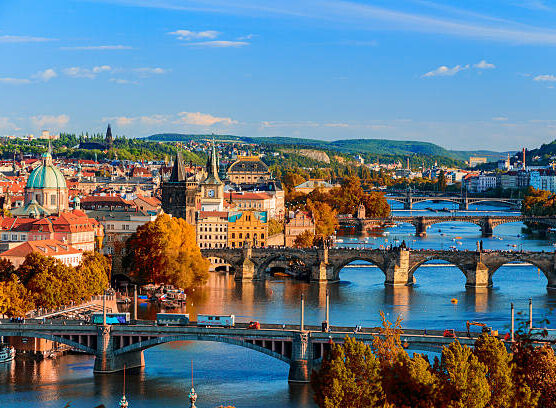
[0,0,556,150]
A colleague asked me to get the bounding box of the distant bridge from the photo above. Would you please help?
[0,319,535,382]
[338,215,556,237]
[202,246,556,289]
[384,192,522,210]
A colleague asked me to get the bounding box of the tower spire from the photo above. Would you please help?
[205,139,221,183]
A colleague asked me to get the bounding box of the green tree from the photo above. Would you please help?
[312,336,386,408]
[123,214,210,289]
[0,274,34,317]
[439,341,491,408]
[438,170,447,192]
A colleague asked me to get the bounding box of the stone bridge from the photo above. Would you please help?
[201,247,556,289]
[339,215,556,237]
[385,192,522,210]
[0,320,514,383]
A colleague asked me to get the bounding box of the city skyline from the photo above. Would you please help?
[1,0,556,150]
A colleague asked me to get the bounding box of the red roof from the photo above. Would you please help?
[0,239,82,258]
[225,192,272,200]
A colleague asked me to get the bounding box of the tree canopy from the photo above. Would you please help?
[123,214,209,289]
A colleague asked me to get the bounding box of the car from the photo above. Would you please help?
[247,321,260,330]
[443,329,456,338]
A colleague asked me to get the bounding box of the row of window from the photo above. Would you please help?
[198,226,226,232]
[199,235,226,241]
[199,242,227,248]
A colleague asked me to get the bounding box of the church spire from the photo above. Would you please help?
[106,124,114,149]
[204,139,221,184]
[170,151,186,182]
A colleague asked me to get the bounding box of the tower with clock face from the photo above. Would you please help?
[200,142,224,212]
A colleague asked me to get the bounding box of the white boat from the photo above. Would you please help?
[0,343,15,363]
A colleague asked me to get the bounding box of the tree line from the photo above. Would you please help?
[0,252,110,317]
[312,312,555,408]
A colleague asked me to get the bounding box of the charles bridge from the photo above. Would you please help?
[338,215,556,236]
[201,246,556,289]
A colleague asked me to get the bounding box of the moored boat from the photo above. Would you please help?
[0,343,15,363]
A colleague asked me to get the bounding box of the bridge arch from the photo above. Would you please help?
[255,253,311,278]
[411,197,461,206]
[113,334,292,364]
[331,256,387,280]
[488,259,551,284]
[407,256,468,285]
[0,331,96,354]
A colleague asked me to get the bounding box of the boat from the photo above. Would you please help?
[451,298,458,304]
[0,343,15,363]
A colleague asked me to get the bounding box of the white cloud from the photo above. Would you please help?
[492,116,509,121]
[63,65,112,78]
[168,30,220,40]
[474,60,496,69]
[133,67,169,76]
[30,114,69,129]
[60,45,133,50]
[182,40,249,48]
[0,35,54,43]
[32,68,57,82]
[177,111,237,126]
[109,78,137,84]
[95,0,556,45]
[422,64,469,78]
[534,74,556,82]
[0,117,19,131]
[0,77,32,85]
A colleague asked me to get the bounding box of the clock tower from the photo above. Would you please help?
[200,141,224,212]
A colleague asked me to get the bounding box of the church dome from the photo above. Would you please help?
[26,152,67,190]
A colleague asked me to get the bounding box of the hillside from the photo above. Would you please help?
[145,134,504,162]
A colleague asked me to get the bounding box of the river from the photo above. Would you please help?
[1,202,555,408]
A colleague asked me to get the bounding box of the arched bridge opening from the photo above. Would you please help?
[408,259,467,291]
[2,331,97,355]
[256,254,310,279]
[332,257,387,282]
[112,334,293,365]
[488,261,550,291]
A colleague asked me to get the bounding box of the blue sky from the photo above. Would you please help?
[0,0,555,150]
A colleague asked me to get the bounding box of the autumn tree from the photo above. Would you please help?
[362,192,391,218]
[312,336,385,408]
[293,230,315,248]
[123,214,210,289]
[77,252,111,296]
[438,341,491,408]
[0,274,34,317]
[24,253,85,309]
[438,170,447,192]
[306,199,338,240]
[0,258,16,282]
[268,219,284,236]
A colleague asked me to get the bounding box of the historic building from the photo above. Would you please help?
[227,156,271,185]
[199,143,224,212]
[195,211,228,249]
[227,210,268,248]
[17,148,69,215]
[160,152,205,224]
[284,210,315,247]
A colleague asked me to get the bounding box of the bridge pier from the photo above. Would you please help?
[464,261,491,289]
[93,325,145,374]
[288,332,313,383]
[414,217,427,236]
[385,249,412,286]
[235,244,257,281]
[403,200,413,210]
[481,217,494,237]
[459,200,469,211]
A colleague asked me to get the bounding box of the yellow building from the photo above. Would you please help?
[227,211,268,248]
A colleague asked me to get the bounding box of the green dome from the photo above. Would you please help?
[26,154,67,190]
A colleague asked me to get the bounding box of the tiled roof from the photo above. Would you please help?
[0,239,81,258]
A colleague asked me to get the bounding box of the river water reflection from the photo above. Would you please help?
[1,203,556,407]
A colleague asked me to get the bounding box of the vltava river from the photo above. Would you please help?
[1,203,555,408]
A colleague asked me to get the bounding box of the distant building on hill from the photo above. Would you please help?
[227,156,271,184]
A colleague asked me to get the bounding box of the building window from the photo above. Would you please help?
[51,195,56,206]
